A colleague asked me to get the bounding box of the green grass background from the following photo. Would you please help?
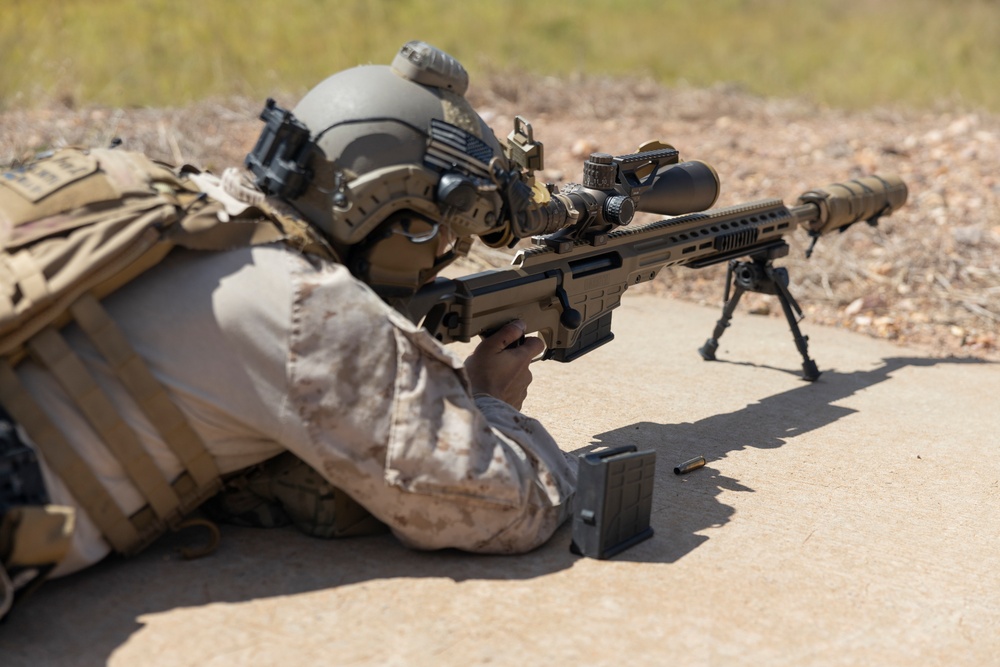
[2,0,998,111]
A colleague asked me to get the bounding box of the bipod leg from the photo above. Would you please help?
[768,266,821,381]
[699,260,745,361]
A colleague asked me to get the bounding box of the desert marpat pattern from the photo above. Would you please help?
[286,257,577,553]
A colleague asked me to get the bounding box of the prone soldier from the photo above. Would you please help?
[0,41,578,617]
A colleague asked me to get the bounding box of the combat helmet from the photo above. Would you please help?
[245,41,508,296]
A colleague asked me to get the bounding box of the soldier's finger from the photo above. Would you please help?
[512,335,545,360]
[483,320,528,353]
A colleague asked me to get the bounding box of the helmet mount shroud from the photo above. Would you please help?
[245,40,508,297]
[244,99,317,201]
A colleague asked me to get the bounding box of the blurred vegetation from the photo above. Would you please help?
[1,0,998,111]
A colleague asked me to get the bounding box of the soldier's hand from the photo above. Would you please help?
[465,320,545,411]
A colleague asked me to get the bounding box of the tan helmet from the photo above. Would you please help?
[246,41,508,296]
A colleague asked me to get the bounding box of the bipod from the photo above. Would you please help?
[698,245,821,381]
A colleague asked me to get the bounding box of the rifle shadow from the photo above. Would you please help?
[570,355,991,564]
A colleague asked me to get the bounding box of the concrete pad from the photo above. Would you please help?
[2,295,998,666]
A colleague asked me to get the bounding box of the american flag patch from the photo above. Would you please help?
[425,119,493,179]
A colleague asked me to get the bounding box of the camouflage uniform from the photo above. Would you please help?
[22,238,576,576]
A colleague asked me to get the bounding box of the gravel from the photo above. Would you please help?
[3,75,997,361]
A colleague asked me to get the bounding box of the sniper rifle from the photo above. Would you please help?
[401,120,908,381]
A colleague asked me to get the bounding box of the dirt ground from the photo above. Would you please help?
[2,74,997,360]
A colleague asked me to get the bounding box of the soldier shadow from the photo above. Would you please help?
[0,355,988,665]
[569,355,991,565]
[0,520,580,665]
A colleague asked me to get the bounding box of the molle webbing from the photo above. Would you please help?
[0,297,224,555]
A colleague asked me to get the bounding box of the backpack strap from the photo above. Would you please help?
[1,505,76,620]
[68,294,222,499]
[0,360,143,553]
[26,327,187,527]
[22,293,225,555]
[6,251,49,305]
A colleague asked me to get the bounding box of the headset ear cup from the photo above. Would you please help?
[436,172,477,211]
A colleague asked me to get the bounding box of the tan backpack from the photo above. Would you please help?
[0,147,333,560]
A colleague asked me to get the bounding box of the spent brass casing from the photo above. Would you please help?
[674,456,706,475]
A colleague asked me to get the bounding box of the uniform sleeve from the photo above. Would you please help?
[283,260,577,554]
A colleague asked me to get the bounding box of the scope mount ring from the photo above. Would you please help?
[613,147,680,196]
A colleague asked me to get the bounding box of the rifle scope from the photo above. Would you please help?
[634,159,721,216]
[545,156,722,241]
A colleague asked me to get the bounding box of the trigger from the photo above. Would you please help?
[481,325,526,350]
[506,334,526,351]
